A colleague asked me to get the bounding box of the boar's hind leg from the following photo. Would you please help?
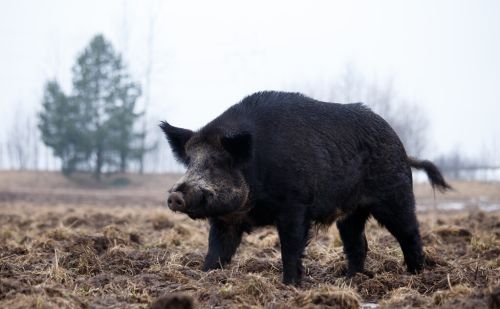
[336,208,370,277]
[203,219,244,271]
[276,211,311,286]
[370,197,424,274]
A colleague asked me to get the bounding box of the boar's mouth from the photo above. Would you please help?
[186,211,211,220]
[173,191,251,220]
[182,203,250,220]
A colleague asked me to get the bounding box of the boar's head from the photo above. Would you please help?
[160,121,252,219]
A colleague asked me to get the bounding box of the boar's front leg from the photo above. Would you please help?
[276,210,311,285]
[203,218,244,271]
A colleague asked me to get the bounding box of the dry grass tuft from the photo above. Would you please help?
[379,287,431,308]
[432,284,473,306]
[295,284,360,309]
[236,274,277,305]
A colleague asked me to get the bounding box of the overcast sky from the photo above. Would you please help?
[1,0,499,160]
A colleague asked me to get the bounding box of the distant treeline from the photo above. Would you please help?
[0,35,498,181]
[0,34,182,178]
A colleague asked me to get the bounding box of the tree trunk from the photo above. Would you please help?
[95,148,102,181]
[120,150,127,173]
[139,137,145,174]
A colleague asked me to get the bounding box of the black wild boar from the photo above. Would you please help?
[160,91,450,285]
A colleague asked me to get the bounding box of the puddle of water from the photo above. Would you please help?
[418,201,500,212]
[478,195,489,202]
[438,202,465,210]
[479,203,500,212]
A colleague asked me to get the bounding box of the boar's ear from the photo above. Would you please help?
[221,131,252,164]
[159,121,193,165]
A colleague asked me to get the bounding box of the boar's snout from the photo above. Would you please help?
[167,191,186,211]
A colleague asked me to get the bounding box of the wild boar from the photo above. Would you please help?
[160,91,450,285]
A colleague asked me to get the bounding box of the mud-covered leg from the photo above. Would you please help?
[336,208,370,276]
[276,212,311,285]
[371,199,424,274]
[203,218,244,271]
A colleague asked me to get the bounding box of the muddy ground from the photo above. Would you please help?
[0,172,499,308]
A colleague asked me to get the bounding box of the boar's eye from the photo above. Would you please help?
[205,155,228,171]
[220,132,252,165]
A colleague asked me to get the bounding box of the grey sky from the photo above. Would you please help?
[1,0,499,160]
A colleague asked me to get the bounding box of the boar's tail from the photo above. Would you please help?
[408,156,452,192]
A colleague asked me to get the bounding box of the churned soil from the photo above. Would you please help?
[0,172,499,308]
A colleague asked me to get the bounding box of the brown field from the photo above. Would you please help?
[0,171,499,308]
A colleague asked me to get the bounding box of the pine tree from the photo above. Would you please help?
[39,34,144,179]
[106,80,143,173]
[39,81,91,174]
[71,34,142,179]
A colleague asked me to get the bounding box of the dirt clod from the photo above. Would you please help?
[433,225,473,241]
[152,215,174,230]
[150,294,194,309]
[489,285,500,309]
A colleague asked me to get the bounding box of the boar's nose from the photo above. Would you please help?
[167,191,185,211]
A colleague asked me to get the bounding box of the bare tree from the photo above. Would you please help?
[140,1,170,174]
[31,124,40,171]
[138,4,158,174]
[6,114,32,170]
[390,100,429,157]
[119,0,130,57]
[480,137,500,168]
[0,142,3,169]
[434,148,485,180]
[329,65,366,103]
